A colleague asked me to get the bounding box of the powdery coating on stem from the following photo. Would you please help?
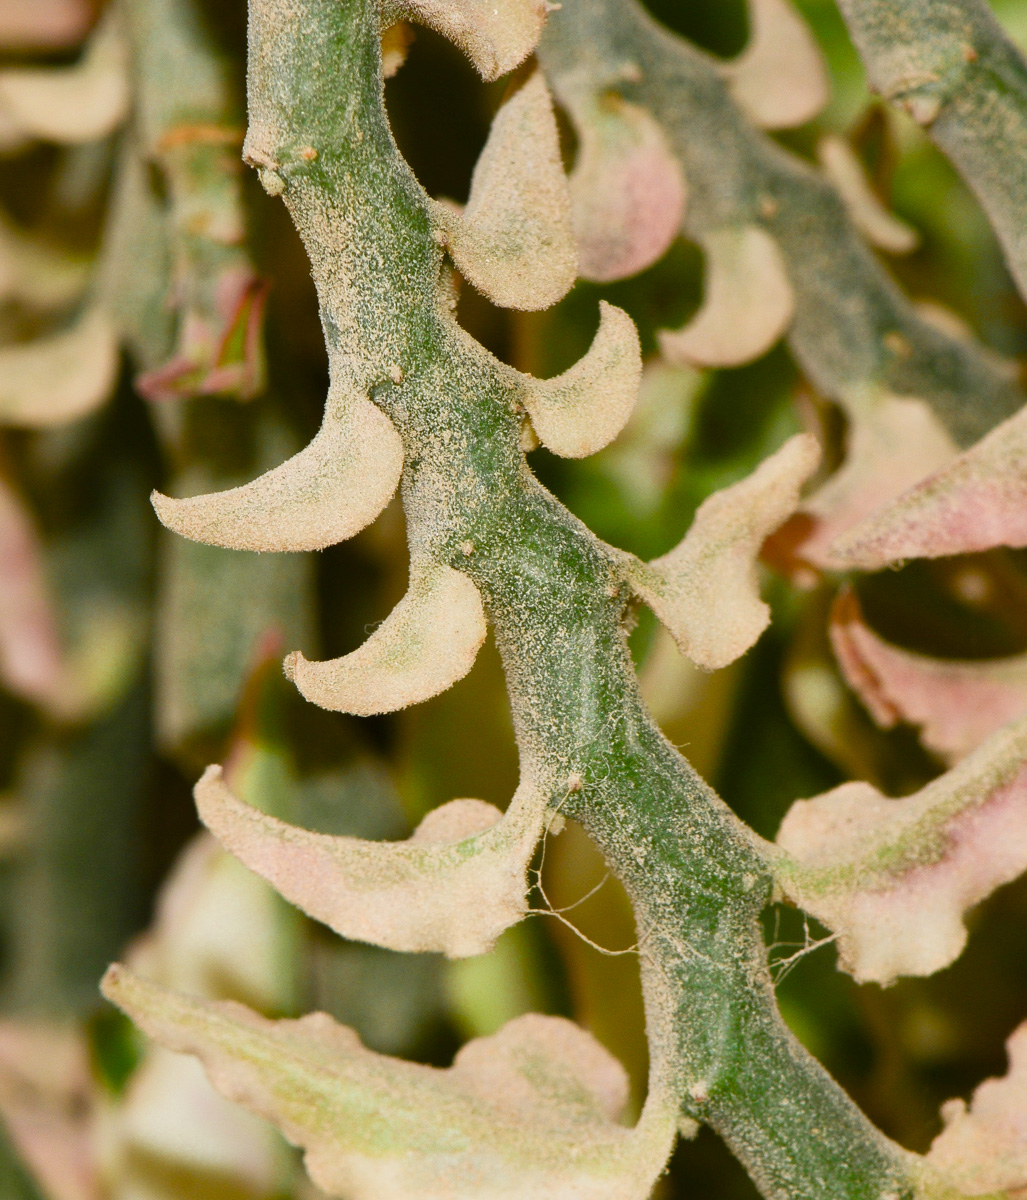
[626,434,819,671]
[284,563,487,714]
[0,306,119,428]
[837,0,1027,303]
[101,967,678,1200]
[926,1020,1027,1196]
[195,765,549,957]
[565,94,687,283]
[831,588,1027,763]
[775,714,1027,984]
[829,401,1027,569]
[816,136,919,256]
[797,391,958,570]
[720,0,830,130]
[0,475,64,712]
[152,380,404,552]
[396,0,548,81]
[437,71,577,311]
[516,301,642,458]
[658,226,795,369]
[0,8,129,146]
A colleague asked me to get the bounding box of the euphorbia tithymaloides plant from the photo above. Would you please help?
[85,0,1027,1196]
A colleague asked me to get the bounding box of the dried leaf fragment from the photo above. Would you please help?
[829,402,1027,569]
[285,564,487,714]
[437,72,577,310]
[0,9,130,145]
[397,0,546,80]
[925,1021,1027,1196]
[152,379,404,552]
[831,589,1027,763]
[775,714,1027,984]
[102,968,676,1200]
[517,301,641,458]
[194,766,545,957]
[817,136,918,255]
[0,306,119,428]
[658,226,794,368]
[567,94,687,282]
[625,434,819,670]
[721,0,830,129]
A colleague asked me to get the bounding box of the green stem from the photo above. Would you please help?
[244,0,918,1194]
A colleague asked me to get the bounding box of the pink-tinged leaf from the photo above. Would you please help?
[0,474,64,710]
[194,765,549,957]
[515,301,642,458]
[285,564,487,715]
[721,0,830,130]
[796,391,958,570]
[625,434,819,670]
[152,372,404,552]
[817,136,918,256]
[925,1021,1027,1197]
[829,401,1027,570]
[566,94,686,283]
[0,0,90,51]
[101,967,678,1200]
[775,714,1027,984]
[0,307,120,428]
[0,9,129,145]
[0,1022,101,1200]
[658,226,794,368]
[831,588,1027,763]
[396,0,546,81]
[436,72,577,311]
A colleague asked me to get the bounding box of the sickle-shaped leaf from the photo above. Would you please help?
[194,766,549,957]
[516,301,642,458]
[285,563,487,714]
[101,968,678,1200]
[626,434,819,670]
[775,714,1027,984]
[721,0,829,130]
[437,72,577,311]
[831,588,1027,763]
[658,226,794,368]
[396,0,547,81]
[817,136,918,256]
[152,378,404,553]
[566,94,687,283]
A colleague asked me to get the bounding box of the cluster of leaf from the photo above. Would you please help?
[2,0,1027,1197]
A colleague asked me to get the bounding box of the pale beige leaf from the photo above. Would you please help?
[0,10,129,145]
[0,214,89,309]
[926,1021,1027,1196]
[437,72,577,311]
[0,306,118,428]
[381,22,415,79]
[818,136,919,255]
[0,474,63,709]
[397,0,546,80]
[517,301,641,458]
[797,391,959,570]
[0,0,90,51]
[658,226,794,368]
[831,588,1027,763]
[721,0,830,129]
[101,968,678,1200]
[829,402,1027,570]
[285,563,486,714]
[0,1022,100,1200]
[626,434,819,670]
[567,95,687,282]
[194,765,547,957]
[152,379,404,552]
[775,715,1027,984]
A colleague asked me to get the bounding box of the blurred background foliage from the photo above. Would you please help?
[1,0,1026,1196]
